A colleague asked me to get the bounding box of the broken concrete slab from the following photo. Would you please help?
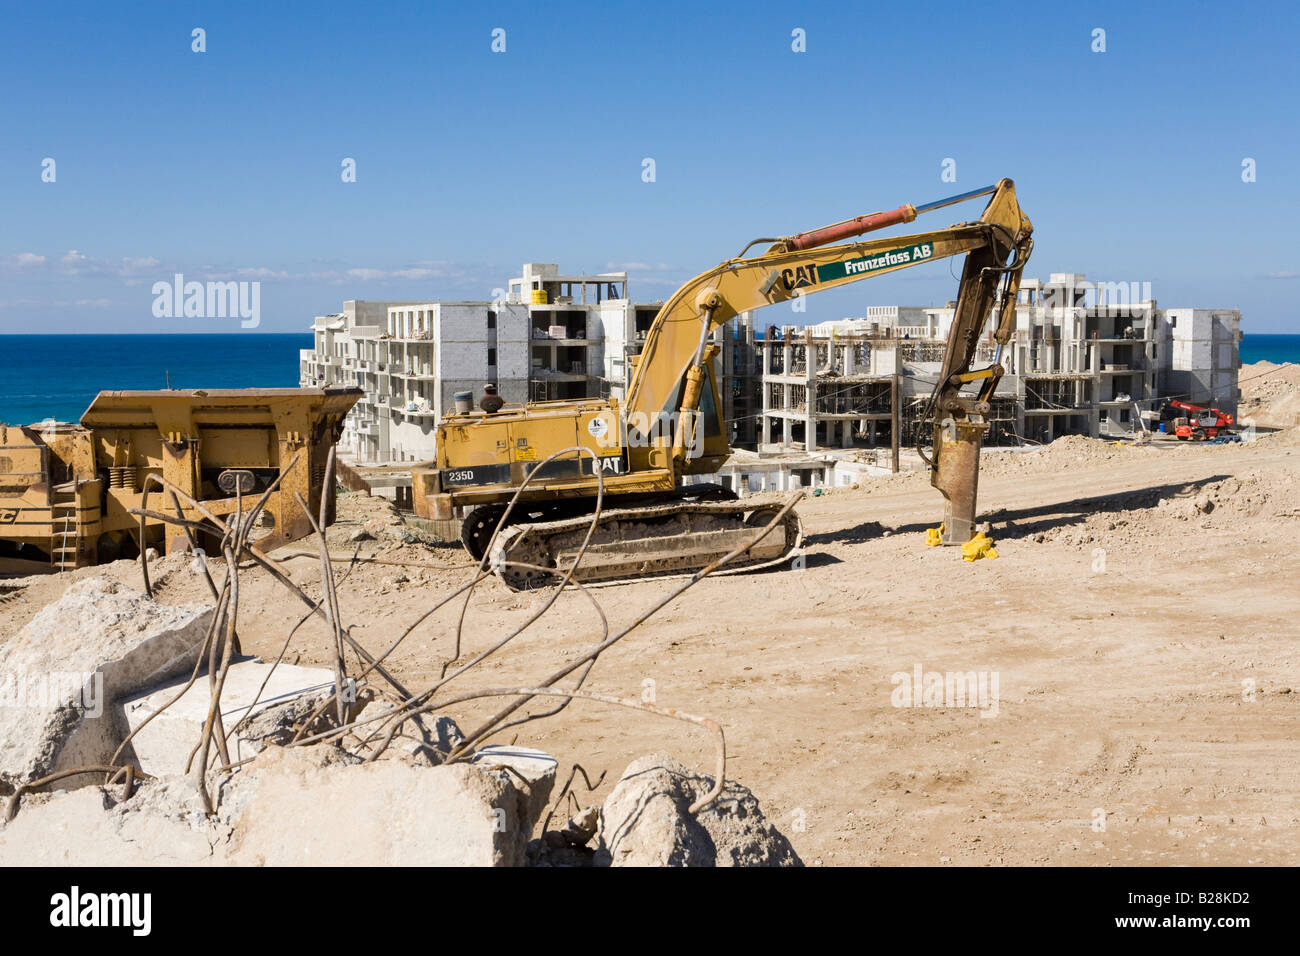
[120,659,336,774]
[220,746,537,866]
[2,744,550,866]
[595,754,802,867]
[471,744,557,837]
[0,777,221,866]
[0,577,214,794]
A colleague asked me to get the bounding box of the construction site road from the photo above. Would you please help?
[464,435,1296,866]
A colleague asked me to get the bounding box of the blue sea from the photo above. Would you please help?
[1239,333,1300,366]
[0,332,1296,427]
[0,334,312,425]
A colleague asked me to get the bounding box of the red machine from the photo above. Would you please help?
[1166,400,1235,440]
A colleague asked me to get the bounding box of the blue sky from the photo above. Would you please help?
[1,0,1297,333]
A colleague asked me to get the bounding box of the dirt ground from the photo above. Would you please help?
[3,361,1298,865]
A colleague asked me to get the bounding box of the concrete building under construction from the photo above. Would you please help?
[300,265,661,463]
[300,264,752,466]
[758,273,1242,456]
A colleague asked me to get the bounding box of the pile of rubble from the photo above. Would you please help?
[980,435,1147,479]
[989,465,1300,553]
[325,491,421,548]
[0,575,799,867]
[1239,361,1300,427]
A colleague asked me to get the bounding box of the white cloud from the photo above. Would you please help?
[631,275,686,288]
[119,256,160,274]
[4,249,163,278]
[604,261,672,272]
[339,265,451,282]
[237,267,291,280]
[0,296,112,310]
[0,249,493,297]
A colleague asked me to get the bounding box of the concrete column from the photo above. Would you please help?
[804,344,817,452]
[782,414,793,446]
[841,420,854,448]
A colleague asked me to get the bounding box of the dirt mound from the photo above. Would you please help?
[1239,361,1300,428]
[981,435,1142,478]
[326,492,410,545]
[1005,465,1300,552]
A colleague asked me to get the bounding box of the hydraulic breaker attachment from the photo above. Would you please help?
[931,418,986,545]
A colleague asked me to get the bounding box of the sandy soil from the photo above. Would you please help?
[3,362,1297,866]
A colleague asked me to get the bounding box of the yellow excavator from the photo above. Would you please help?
[413,179,1033,588]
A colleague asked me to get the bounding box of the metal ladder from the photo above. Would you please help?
[49,482,82,572]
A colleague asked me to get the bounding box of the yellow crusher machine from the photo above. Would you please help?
[0,388,361,574]
[414,179,1034,588]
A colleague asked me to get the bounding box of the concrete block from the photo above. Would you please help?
[120,659,336,775]
[0,777,219,866]
[1,744,554,866]
[0,577,214,794]
[222,746,536,866]
[0,738,553,868]
[471,744,557,837]
[595,754,802,867]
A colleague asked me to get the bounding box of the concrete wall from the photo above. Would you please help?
[1162,308,1241,413]
[495,303,531,404]
[388,415,436,462]
[592,304,632,394]
[346,300,392,326]
[436,304,494,418]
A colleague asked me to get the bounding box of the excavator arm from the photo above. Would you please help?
[624,177,1033,542]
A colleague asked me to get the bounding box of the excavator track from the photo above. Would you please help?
[487,496,802,591]
[459,483,739,561]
